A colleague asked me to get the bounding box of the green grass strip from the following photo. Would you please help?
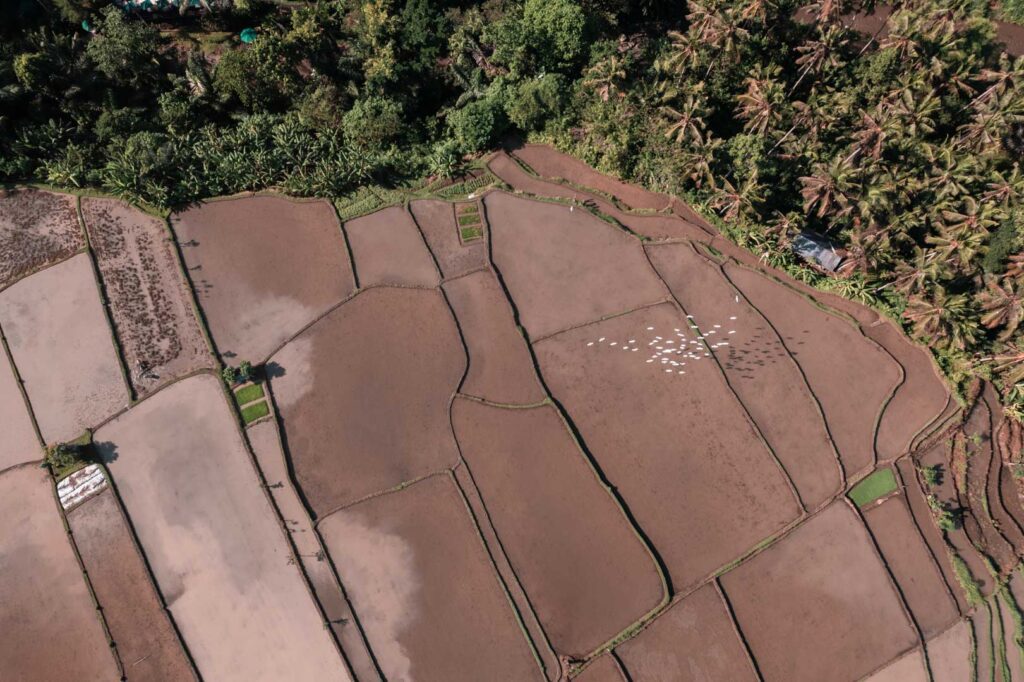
[952,552,986,607]
[241,401,270,424]
[988,599,999,682]
[234,383,265,406]
[1001,584,1024,679]
[848,468,898,507]
[460,226,483,241]
[994,598,1011,682]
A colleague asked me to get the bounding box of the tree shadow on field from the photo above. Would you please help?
[263,361,286,379]
[93,441,119,464]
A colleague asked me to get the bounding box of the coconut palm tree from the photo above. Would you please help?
[989,342,1024,386]
[799,156,858,219]
[983,164,1024,206]
[584,55,627,103]
[904,287,979,351]
[791,24,849,95]
[979,277,1024,340]
[736,66,786,135]
[662,87,709,145]
[887,247,943,296]
[710,171,763,222]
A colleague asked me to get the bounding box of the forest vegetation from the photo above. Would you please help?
[3,0,1024,415]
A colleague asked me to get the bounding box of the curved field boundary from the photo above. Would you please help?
[640,244,807,514]
[243,389,383,681]
[713,578,766,681]
[666,240,847,507]
[981,387,1024,552]
[722,261,902,482]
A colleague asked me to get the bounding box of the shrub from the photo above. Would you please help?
[919,464,942,487]
[506,74,567,132]
[343,96,404,153]
[428,138,464,178]
[86,6,161,89]
[448,94,507,153]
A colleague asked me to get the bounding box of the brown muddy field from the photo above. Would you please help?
[486,191,668,339]
[726,263,901,478]
[862,495,959,637]
[721,503,918,682]
[0,253,129,444]
[443,269,545,405]
[511,144,671,212]
[345,206,440,288]
[534,302,801,589]
[0,465,119,681]
[0,349,40,470]
[0,188,83,290]
[318,473,541,681]
[271,287,463,515]
[865,649,928,681]
[67,487,194,681]
[452,398,664,655]
[83,198,212,396]
[246,417,379,682]
[575,654,628,682]
[648,241,841,509]
[928,621,972,682]
[410,199,486,279]
[171,196,354,362]
[865,320,949,461]
[96,375,348,682]
[616,583,758,681]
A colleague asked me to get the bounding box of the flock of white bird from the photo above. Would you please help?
[585,316,739,375]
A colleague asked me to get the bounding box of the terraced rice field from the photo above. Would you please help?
[4,145,1023,680]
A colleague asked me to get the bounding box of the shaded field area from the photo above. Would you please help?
[171,196,355,362]
[0,346,40,470]
[0,466,118,681]
[97,375,348,682]
[318,473,541,681]
[271,287,463,515]
[83,198,212,396]
[67,487,194,681]
[720,503,918,682]
[0,253,128,443]
[452,398,665,655]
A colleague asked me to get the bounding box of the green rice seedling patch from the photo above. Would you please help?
[234,383,265,406]
[241,401,270,424]
[848,468,898,507]
[460,226,483,242]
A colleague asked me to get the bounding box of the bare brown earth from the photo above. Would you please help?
[443,269,545,405]
[928,621,973,682]
[0,253,129,444]
[96,374,348,682]
[998,596,1024,682]
[452,398,665,655]
[410,199,487,279]
[895,456,970,613]
[486,152,711,243]
[0,189,83,290]
[318,473,541,681]
[83,198,212,396]
[721,502,918,682]
[486,191,668,339]
[864,649,928,682]
[246,417,379,682]
[171,196,354,362]
[648,241,841,509]
[0,465,119,681]
[973,606,995,682]
[271,287,463,515]
[862,494,960,637]
[616,583,758,681]
[510,144,672,212]
[0,348,40,470]
[574,654,627,682]
[866,320,949,462]
[726,263,901,478]
[345,206,440,288]
[67,487,195,681]
[534,302,800,589]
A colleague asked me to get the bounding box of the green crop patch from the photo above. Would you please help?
[234,383,265,406]
[457,213,482,227]
[460,226,483,241]
[241,401,270,424]
[848,468,898,507]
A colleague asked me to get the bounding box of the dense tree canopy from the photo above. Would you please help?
[2,0,1024,414]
